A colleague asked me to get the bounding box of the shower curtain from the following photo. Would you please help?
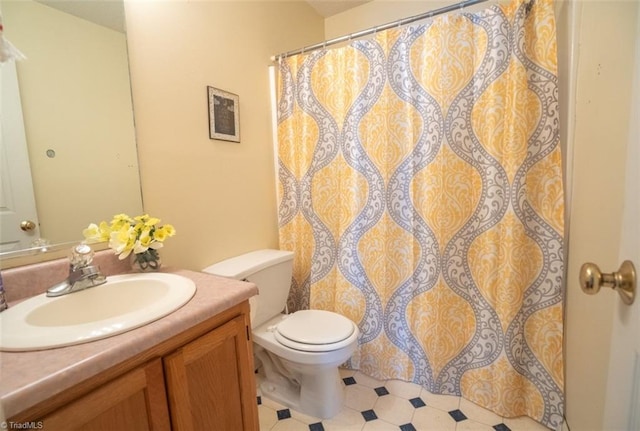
[275,0,564,427]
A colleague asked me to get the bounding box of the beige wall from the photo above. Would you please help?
[3,0,141,244]
[124,1,324,271]
[325,0,495,39]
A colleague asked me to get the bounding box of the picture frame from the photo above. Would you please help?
[207,86,240,142]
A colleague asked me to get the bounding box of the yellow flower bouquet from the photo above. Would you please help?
[83,213,176,271]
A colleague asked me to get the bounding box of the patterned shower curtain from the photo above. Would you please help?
[275,0,564,427]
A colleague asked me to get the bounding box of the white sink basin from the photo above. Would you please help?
[0,273,196,351]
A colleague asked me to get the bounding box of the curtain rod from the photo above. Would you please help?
[271,0,490,61]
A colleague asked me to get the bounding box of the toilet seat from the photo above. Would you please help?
[274,310,356,352]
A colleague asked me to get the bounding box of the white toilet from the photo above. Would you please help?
[203,249,359,419]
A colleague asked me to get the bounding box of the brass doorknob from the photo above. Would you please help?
[579,260,636,305]
[20,220,36,232]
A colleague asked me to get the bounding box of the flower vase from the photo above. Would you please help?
[130,249,162,272]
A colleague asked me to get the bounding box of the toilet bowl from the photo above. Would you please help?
[202,250,359,419]
[253,310,359,418]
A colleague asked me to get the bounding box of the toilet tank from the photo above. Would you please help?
[202,249,294,328]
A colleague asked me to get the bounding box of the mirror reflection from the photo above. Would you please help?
[0,0,143,256]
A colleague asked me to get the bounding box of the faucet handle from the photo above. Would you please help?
[70,243,94,268]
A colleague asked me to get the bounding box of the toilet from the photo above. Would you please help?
[203,249,359,419]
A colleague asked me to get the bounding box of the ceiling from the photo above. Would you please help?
[35,0,125,33]
[305,0,372,17]
[35,0,370,34]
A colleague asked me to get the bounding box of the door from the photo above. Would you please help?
[601,2,640,428]
[0,61,40,252]
[564,1,640,430]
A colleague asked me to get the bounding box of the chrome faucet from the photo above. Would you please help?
[46,244,107,297]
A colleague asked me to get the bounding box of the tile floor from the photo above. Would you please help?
[257,369,557,431]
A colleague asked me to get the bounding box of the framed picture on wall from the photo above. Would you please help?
[207,86,240,142]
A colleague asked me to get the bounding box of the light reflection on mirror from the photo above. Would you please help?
[0,0,143,259]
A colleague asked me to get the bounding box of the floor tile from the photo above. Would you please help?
[361,409,378,421]
[449,409,468,422]
[278,409,292,420]
[502,415,553,431]
[374,386,390,396]
[385,379,423,399]
[409,397,426,408]
[459,397,503,426]
[261,393,288,411]
[290,408,322,425]
[353,371,386,388]
[343,376,357,386]
[257,368,557,431]
[420,388,461,412]
[362,419,401,430]
[345,384,378,411]
[259,405,278,431]
[373,393,415,426]
[339,368,357,379]
[309,423,324,431]
[322,407,366,431]
[456,418,496,430]
[271,418,310,431]
[411,405,457,431]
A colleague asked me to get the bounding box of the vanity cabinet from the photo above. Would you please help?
[10,302,258,431]
[39,359,170,431]
[164,315,257,431]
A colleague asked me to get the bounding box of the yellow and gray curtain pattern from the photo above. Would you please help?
[275,0,564,427]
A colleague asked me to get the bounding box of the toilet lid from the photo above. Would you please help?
[275,310,355,351]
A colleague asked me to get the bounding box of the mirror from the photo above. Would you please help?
[0,0,143,259]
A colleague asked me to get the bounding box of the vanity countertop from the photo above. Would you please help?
[0,269,258,419]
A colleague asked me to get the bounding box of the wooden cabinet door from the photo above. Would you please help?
[39,359,170,431]
[164,315,258,431]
